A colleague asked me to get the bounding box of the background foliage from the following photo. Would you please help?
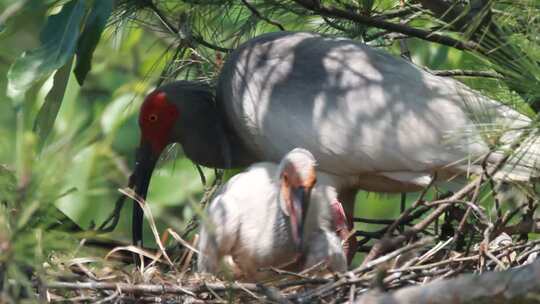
[0,0,538,301]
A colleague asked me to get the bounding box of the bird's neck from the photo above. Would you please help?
[180,107,258,169]
[185,126,257,169]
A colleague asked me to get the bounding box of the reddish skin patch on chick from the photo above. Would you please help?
[331,199,357,264]
[331,199,348,231]
[139,91,180,154]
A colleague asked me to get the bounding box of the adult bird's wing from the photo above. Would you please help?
[218,32,538,189]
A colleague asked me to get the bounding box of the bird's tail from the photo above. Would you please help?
[449,81,540,183]
[489,131,540,182]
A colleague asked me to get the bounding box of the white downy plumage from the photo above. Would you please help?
[197,148,347,280]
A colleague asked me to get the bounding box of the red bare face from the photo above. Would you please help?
[139,90,180,154]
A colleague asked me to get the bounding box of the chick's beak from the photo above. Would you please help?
[289,186,310,251]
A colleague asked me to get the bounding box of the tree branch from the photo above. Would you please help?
[148,2,231,53]
[46,281,259,296]
[292,0,483,53]
[357,258,540,304]
[372,4,422,20]
[240,0,285,31]
[415,0,539,110]
[431,69,502,79]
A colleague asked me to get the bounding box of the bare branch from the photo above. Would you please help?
[240,0,286,31]
[372,4,422,20]
[148,2,232,53]
[46,281,258,296]
[357,258,540,304]
[432,69,503,79]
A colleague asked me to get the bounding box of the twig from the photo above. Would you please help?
[431,69,503,78]
[261,267,312,280]
[46,281,261,296]
[257,284,291,304]
[362,177,482,266]
[363,127,531,265]
[484,249,508,270]
[94,290,120,304]
[276,279,329,289]
[119,188,174,267]
[181,172,223,239]
[240,0,285,31]
[386,174,437,237]
[354,217,396,225]
[372,5,421,20]
[148,2,231,53]
[292,238,432,302]
[167,228,200,255]
[355,238,434,275]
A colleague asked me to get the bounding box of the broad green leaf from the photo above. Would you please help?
[6,0,84,99]
[74,0,112,85]
[33,58,73,149]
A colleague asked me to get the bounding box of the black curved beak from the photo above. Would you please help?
[290,187,310,251]
[130,141,159,246]
[98,141,158,247]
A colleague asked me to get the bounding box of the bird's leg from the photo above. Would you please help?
[331,198,357,264]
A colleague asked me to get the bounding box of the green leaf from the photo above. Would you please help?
[74,0,113,85]
[0,165,17,205]
[16,199,40,230]
[6,0,84,99]
[33,58,73,149]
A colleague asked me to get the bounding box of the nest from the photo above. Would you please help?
[42,155,540,303]
[41,193,540,302]
[42,234,540,303]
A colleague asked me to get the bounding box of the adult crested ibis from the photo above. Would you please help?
[197,148,347,280]
[103,31,539,250]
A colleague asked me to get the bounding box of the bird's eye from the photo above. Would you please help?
[148,114,158,122]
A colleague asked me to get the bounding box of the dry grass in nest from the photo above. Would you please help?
[40,152,540,303]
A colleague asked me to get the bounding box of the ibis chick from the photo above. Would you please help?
[197,148,346,280]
